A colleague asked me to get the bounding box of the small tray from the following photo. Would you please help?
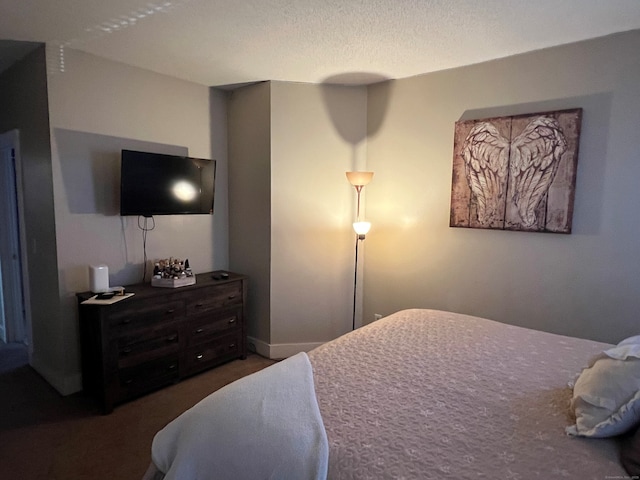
[81,293,135,305]
[151,276,196,288]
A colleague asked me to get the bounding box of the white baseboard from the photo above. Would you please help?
[247,336,325,360]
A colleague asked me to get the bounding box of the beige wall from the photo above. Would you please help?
[365,30,640,343]
[229,81,368,356]
[270,81,367,345]
[46,49,225,393]
[228,82,272,343]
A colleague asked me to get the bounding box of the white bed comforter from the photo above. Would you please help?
[151,352,328,480]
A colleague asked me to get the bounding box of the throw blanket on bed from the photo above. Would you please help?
[152,352,328,480]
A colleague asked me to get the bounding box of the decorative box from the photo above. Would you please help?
[151,276,196,288]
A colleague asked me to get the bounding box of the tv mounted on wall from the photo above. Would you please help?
[120,149,216,217]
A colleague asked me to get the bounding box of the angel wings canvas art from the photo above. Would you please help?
[450,108,582,233]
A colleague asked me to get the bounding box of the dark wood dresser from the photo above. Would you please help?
[77,271,247,413]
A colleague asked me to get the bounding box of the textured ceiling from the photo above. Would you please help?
[1,0,640,87]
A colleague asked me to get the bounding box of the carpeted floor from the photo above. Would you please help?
[0,345,275,480]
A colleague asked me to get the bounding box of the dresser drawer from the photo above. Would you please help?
[118,355,179,399]
[186,307,241,347]
[185,281,243,316]
[184,331,243,376]
[116,327,180,369]
[108,300,184,333]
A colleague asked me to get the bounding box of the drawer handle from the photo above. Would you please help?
[227,294,236,300]
[168,363,177,370]
[228,318,236,324]
[166,334,178,342]
[195,303,204,308]
[228,343,236,349]
[196,353,204,360]
[166,308,175,314]
[195,328,204,334]
[122,347,132,354]
[124,379,133,385]
[121,318,131,325]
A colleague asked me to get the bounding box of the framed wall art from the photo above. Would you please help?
[450,108,582,233]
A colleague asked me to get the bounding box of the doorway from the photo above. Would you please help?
[0,129,31,357]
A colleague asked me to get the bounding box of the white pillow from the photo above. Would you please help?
[618,335,640,347]
[566,337,640,438]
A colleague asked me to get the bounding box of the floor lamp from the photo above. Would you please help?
[346,171,373,330]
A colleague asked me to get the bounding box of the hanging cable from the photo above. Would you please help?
[137,215,155,282]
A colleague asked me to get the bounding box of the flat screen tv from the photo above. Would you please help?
[120,149,216,216]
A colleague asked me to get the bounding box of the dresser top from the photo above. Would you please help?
[76,271,246,302]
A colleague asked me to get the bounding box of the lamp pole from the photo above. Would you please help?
[352,233,359,331]
[346,172,373,331]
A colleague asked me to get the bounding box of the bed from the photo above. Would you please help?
[144,309,638,479]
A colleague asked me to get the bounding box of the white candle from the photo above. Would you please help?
[89,264,109,293]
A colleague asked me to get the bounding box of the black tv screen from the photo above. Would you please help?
[120,149,216,216]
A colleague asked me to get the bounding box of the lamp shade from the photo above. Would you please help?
[353,221,371,236]
[346,171,374,186]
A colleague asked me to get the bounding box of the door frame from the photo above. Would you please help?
[0,129,32,355]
